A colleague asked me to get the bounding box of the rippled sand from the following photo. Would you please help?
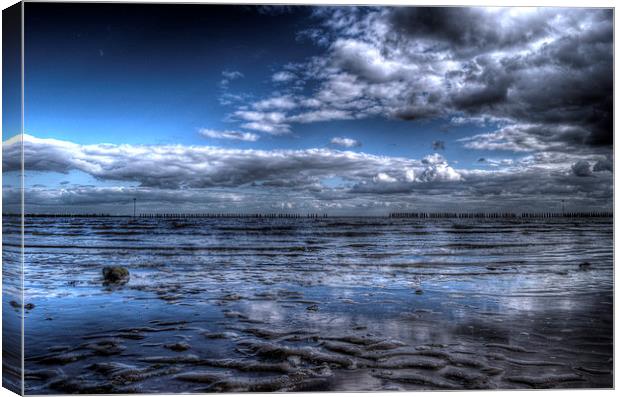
[5,216,612,393]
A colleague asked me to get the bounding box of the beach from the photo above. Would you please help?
[6,216,613,393]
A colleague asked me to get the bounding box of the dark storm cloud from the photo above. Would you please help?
[449,58,513,111]
[387,7,555,54]
[413,8,610,149]
[256,7,612,153]
[495,23,613,147]
[459,123,601,153]
[464,170,612,202]
[349,168,612,208]
[572,160,593,177]
[593,158,613,172]
[13,186,245,207]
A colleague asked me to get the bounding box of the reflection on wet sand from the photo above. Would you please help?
[13,217,612,392]
[2,216,23,394]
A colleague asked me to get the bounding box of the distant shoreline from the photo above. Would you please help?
[2,212,614,219]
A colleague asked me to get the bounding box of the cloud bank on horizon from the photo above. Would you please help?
[3,5,613,214]
[3,133,612,214]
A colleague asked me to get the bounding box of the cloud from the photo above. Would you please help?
[198,128,259,142]
[373,172,397,183]
[221,70,244,80]
[350,153,462,194]
[220,70,244,88]
[239,7,611,155]
[9,169,610,215]
[3,185,259,213]
[331,38,415,83]
[421,153,445,165]
[234,110,290,134]
[7,134,424,190]
[272,71,296,83]
[252,95,297,110]
[4,134,611,213]
[457,123,599,153]
[571,160,592,177]
[593,158,613,173]
[288,109,353,123]
[476,158,514,168]
[387,7,554,55]
[330,137,361,148]
[218,92,250,106]
[419,154,462,182]
[431,140,445,151]
[240,122,288,135]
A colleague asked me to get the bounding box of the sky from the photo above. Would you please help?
[2,3,614,215]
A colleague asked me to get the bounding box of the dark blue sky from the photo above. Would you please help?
[4,3,612,214]
[25,4,322,144]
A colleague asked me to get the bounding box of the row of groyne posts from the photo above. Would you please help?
[12,213,113,218]
[138,213,329,219]
[7,212,613,219]
[388,212,613,219]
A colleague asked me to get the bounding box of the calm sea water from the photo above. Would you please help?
[4,216,613,392]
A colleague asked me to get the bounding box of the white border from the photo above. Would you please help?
[0,1,616,397]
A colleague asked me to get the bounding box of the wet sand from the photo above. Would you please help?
[7,216,613,393]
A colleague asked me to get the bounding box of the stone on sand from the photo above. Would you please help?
[578,262,592,271]
[102,266,130,284]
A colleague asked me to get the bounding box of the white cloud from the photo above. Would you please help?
[198,128,259,142]
[222,70,244,80]
[288,109,352,123]
[252,95,297,111]
[240,122,289,135]
[421,153,446,165]
[477,158,515,168]
[220,70,244,88]
[299,98,322,108]
[272,71,296,83]
[6,134,423,190]
[419,161,462,182]
[405,168,415,182]
[373,172,397,183]
[234,110,290,134]
[330,137,361,148]
[417,154,462,182]
[331,38,416,83]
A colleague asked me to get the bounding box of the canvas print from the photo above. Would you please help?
[2,1,614,394]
